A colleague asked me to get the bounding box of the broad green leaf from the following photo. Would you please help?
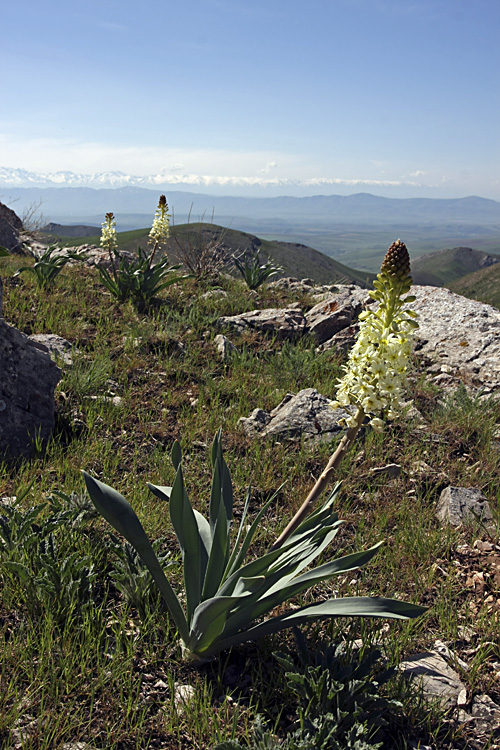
[147,484,172,500]
[169,465,203,621]
[186,594,247,654]
[241,544,385,624]
[202,485,230,599]
[3,561,30,582]
[81,471,188,641]
[149,481,211,577]
[223,488,279,580]
[171,441,182,471]
[205,597,428,659]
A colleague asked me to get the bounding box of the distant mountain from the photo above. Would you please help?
[40,222,100,239]
[411,246,500,286]
[448,263,500,310]
[48,222,376,287]
[2,185,500,227]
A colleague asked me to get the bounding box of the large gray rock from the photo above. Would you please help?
[436,486,494,527]
[305,286,370,344]
[239,388,349,443]
[0,202,22,252]
[410,285,500,391]
[0,315,61,458]
[218,307,307,340]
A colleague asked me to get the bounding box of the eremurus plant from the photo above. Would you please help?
[82,240,426,664]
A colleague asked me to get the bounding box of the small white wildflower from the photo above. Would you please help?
[369,417,384,433]
[149,195,170,246]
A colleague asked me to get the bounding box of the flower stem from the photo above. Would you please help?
[270,406,365,551]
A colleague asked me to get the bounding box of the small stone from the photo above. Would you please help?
[436,486,494,528]
[369,463,402,479]
[173,682,196,708]
[399,651,467,709]
[214,333,238,362]
[154,679,169,690]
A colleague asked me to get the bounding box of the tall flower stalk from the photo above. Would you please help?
[271,240,418,551]
[148,194,170,266]
[100,212,118,279]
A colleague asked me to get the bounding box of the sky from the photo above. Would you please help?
[1,0,499,199]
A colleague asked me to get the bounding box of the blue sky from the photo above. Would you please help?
[1,0,499,198]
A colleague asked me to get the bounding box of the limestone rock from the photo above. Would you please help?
[305,286,370,344]
[218,307,307,340]
[214,333,238,362]
[0,318,61,457]
[436,486,494,527]
[410,285,500,391]
[239,388,349,443]
[470,694,500,736]
[28,334,77,365]
[0,201,22,252]
[399,651,467,709]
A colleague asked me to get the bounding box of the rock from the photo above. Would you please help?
[200,288,228,301]
[305,287,370,345]
[28,333,77,365]
[436,486,494,527]
[470,694,500,735]
[0,201,22,252]
[218,308,307,340]
[239,388,350,443]
[318,324,359,353]
[399,651,467,710]
[410,285,500,391]
[173,682,196,708]
[369,463,402,479]
[214,333,238,362]
[239,408,271,437]
[0,318,61,457]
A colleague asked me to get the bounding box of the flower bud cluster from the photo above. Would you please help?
[100,212,117,253]
[331,240,418,432]
[149,195,170,246]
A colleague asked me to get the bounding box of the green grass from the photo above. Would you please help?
[0,254,499,748]
[448,261,500,308]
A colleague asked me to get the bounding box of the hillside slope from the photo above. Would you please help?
[448,262,500,309]
[51,222,377,287]
[411,246,500,286]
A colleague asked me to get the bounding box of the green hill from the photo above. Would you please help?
[448,262,500,309]
[49,222,377,288]
[410,246,500,286]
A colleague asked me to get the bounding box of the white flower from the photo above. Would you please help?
[369,417,384,433]
[100,212,117,252]
[332,242,418,429]
[149,195,170,246]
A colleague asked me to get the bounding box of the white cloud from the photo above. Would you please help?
[260,161,278,174]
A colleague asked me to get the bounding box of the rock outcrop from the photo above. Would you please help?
[410,285,500,392]
[0,278,61,457]
[0,202,22,252]
[239,388,351,443]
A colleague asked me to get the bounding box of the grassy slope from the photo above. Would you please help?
[50,222,377,287]
[448,261,500,309]
[0,254,499,749]
[410,246,500,286]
